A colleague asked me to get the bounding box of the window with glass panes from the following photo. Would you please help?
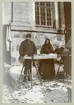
[35,2,54,26]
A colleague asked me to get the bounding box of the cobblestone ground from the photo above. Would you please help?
[2,63,72,103]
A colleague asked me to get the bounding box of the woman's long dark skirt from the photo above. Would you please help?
[38,59,55,79]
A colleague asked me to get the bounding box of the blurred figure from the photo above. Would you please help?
[38,38,55,79]
[54,46,70,78]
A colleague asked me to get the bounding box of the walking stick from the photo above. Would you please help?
[19,65,24,82]
[32,55,42,85]
[30,62,33,88]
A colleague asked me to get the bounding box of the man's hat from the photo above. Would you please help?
[26,34,31,38]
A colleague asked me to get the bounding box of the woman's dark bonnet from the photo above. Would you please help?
[45,38,50,44]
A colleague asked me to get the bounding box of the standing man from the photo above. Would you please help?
[19,34,37,81]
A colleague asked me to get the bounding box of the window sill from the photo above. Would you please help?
[35,25,57,32]
[35,25,55,28]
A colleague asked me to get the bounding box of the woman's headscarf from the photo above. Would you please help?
[44,38,50,45]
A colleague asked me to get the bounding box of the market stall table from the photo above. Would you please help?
[21,53,57,88]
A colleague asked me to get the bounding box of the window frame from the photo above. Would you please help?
[35,2,55,27]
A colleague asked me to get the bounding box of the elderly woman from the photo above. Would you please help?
[38,38,55,79]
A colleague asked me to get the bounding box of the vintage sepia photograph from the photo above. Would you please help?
[2,1,72,103]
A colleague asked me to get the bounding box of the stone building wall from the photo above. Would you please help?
[3,2,65,65]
